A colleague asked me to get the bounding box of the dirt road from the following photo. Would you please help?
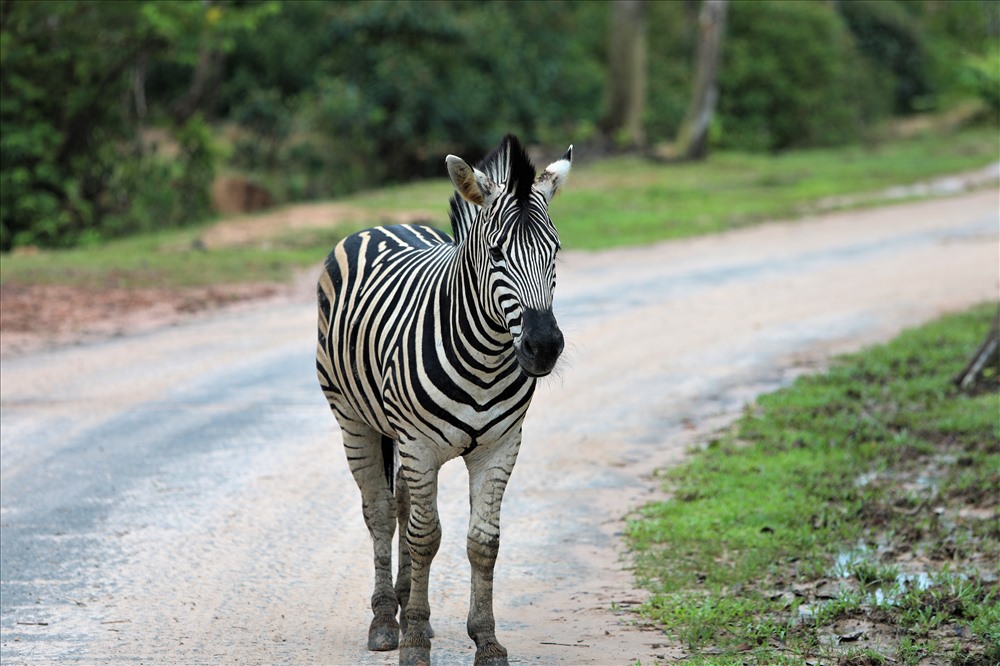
[1,190,997,665]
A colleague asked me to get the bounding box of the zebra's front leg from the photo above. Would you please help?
[463,438,520,666]
[399,459,441,666]
[394,468,435,642]
[395,467,411,633]
[341,425,399,651]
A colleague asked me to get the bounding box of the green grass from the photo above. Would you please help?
[0,222,364,289]
[1,126,996,289]
[558,126,998,249]
[628,303,1000,665]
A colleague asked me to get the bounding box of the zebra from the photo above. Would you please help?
[316,134,571,666]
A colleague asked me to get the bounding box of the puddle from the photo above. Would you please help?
[830,544,936,606]
[831,543,872,577]
[853,469,943,495]
[871,572,932,605]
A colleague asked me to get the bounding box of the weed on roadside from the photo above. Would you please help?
[627,303,1000,665]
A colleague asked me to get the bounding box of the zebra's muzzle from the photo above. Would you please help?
[515,308,564,377]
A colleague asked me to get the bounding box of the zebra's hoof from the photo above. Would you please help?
[367,616,399,651]
[399,645,431,666]
[474,643,508,666]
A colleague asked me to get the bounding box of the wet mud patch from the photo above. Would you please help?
[787,475,999,663]
[758,409,999,665]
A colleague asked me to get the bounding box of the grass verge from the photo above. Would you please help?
[1,126,996,290]
[627,303,1000,666]
[0,223,366,290]
[562,126,997,249]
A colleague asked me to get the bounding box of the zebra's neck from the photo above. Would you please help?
[445,236,518,373]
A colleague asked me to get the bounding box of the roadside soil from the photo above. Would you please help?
[0,281,294,357]
[0,198,442,357]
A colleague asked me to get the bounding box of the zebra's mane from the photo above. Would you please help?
[448,134,536,244]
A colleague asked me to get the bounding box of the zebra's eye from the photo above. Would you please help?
[488,246,504,262]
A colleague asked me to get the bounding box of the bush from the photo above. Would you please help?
[958,46,1000,114]
[217,0,605,203]
[102,117,219,241]
[717,1,890,152]
[0,2,141,249]
[0,1,268,251]
[838,0,935,114]
[644,1,697,147]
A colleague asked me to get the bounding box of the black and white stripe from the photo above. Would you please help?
[316,135,571,666]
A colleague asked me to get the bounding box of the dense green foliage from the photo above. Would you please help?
[0,0,275,250]
[718,0,884,151]
[839,0,934,115]
[1,0,996,251]
[628,304,1000,663]
[217,1,605,201]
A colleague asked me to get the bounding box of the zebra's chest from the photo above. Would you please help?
[380,342,535,450]
[330,226,534,449]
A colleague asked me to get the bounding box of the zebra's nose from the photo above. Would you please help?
[517,308,564,377]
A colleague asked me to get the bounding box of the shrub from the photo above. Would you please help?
[958,46,1000,114]
[717,1,890,152]
[644,1,697,147]
[838,0,935,114]
[99,116,218,244]
[216,0,606,204]
[0,1,268,251]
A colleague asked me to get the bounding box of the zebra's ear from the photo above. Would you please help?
[534,145,573,204]
[446,155,499,207]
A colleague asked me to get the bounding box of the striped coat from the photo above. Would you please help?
[317,135,571,666]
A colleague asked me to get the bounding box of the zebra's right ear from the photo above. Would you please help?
[446,155,499,207]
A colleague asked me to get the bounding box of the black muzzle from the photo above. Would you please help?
[515,308,564,377]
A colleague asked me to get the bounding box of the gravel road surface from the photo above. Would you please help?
[2,190,997,665]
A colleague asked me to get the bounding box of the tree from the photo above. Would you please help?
[954,306,1000,391]
[674,0,727,160]
[602,0,647,151]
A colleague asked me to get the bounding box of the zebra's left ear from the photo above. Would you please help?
[534,145,573,204]
[447,155,499,207]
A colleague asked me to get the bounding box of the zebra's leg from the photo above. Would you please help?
[398,456,441,666]
[394,466,411,633]
[395,468,434,640]
[341,422,400,651]
[463,438,520,666]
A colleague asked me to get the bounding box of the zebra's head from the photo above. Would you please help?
[446,136,572,378]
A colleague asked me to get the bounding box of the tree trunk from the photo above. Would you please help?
[602,0,647,151]
[132,50,148,121]
[170,45,223,125]
[675,0,727,161]
[953,305,1000,390]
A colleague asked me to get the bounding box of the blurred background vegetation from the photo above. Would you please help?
[1,0,997,252]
